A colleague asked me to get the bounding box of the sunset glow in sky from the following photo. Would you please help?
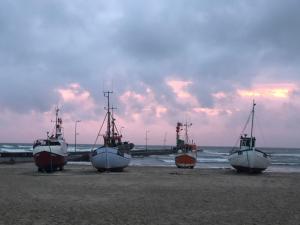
[0,0,300,147]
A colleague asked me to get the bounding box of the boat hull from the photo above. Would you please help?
[33,142,68,172]
[175,153,197,169]
[33,151,67,171]
[91,147,130,171]
[228,149,270,173]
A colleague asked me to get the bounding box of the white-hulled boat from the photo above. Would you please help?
[91,91,132,172]
[91,147,130,172]
[228,101,270,173]
[33,108,68,172]
[175,122,197,169]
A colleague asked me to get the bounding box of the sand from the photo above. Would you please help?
[0,163,299,225]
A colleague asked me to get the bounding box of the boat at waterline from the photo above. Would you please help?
[175,151,197,168]
[228,101,270,173]
[33,108,68,172]
[91,91,132,172]
[174,122,197,169]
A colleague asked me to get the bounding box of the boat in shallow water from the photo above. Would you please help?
[174,122,197,169]
[228,101,270,173]
[33,108,68,172]
[91,91,133,172]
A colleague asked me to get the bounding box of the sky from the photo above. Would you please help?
[0,0,300,147]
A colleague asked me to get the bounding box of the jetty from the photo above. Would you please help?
[0,152,33,164]
[0,147,178,164]
[130,148,177,157]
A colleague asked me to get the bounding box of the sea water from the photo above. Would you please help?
[1,143,300,173]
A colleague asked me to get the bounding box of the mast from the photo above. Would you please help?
[250,100,256,150]
[111,106,118,146]
[176,122,182,147]
[104,91,113,146]
[112,107,115,144]
[184,122,192,145]
[55,107,59,137]
[184,122,188,144]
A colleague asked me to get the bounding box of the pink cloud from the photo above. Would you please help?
[212,92,227,99]
[167,79,193,98]
[119,88,168,120]
[237,83,297,99]
[1,81,300,147]
[193,107,233,116]
[57,83,96,111]
[166,78,199,107]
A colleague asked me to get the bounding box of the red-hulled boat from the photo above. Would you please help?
[33,108,68,172]
[175,122,197,169]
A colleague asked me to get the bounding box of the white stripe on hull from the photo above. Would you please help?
[33,142,68,158]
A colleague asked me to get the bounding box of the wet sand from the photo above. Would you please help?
[0,163,299,225]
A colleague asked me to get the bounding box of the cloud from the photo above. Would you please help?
[237,83,297,99]
[0,0,300,146]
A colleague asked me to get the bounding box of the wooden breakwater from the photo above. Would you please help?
[68,148,177,161]
[130,148,177,157]
[0,152,33,164]
[0,147,178,163]
[0,152,91,163]
[68,151,91,162]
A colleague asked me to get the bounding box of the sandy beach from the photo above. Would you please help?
[0,163,299,225]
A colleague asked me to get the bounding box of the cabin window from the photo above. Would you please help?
[240,138,256,147]
[49,141,60,146]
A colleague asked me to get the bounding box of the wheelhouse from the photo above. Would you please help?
[33,139,61,148]
[240,134,256,149]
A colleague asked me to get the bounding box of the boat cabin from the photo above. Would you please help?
[103,134,122,147]
[33,139,61,148]
[240,134,256,149]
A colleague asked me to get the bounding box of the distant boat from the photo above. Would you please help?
[175,122,197,169]
[33,108,68,172]
[91,91,133,172]
[228,101,270,173]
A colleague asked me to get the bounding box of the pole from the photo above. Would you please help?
[163,132,167,150]
[55,107,59,137]
[145,130,149,151]
[75,120,81,152]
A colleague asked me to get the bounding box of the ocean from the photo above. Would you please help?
[1,143,300,173]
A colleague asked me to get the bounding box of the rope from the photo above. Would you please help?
[91,113,108,151]
[230,109,252,153]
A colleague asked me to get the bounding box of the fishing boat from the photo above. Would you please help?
[33,108,68,172]
[228,101,270,173]
[91,91,133,172]
[175,122,197,169]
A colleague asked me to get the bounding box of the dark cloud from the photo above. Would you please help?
[0,0,300,114]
